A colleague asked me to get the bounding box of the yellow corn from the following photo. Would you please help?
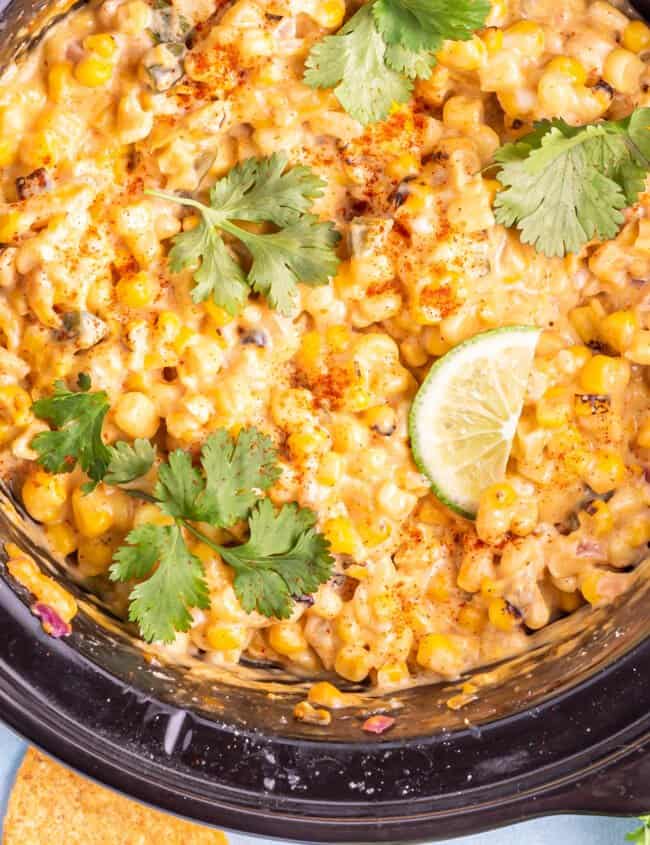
[376,661,410,687]
[416,633,458,670]
[386,152,420,181]
[480,577,501,599]
[584,498,614,536]
[457,604,486,634]
[205,623,245,651]
[83,33,117,58]
[334,645,372,682]
[325,324,350,352]
[295,331,324,375]
[536,386,572,428]
[482,482,516,510]
[599,310,637,353]
[623,19,650,52]
[488,597,521,632]
[77,536,114,575]
[287,426,330,460]
[544,56,587,85]
[504,20,546,56]
[268,622,307,656]
[0,211,22,243]
[586,450,626,494]
[357,518,392,547]
[0,385,31,426]
[579,354,630,394]
[48,61,73,102]
[45,522,78,557]
[436,35,487,71]
[311,0,346,29]
[346,564,368,580]
[204,300,234,327]
[308,681,348,709]
[482,28,503,54]
[22,470,68,524]
[581,571,603,605]
[0,138,16,167]
[116,271,158,308]
[316,452,344,486]
[293,701,332,725]
[7,553,77,621]
[323,516,359,556]
[71,486,114,538]
[558,590,583,612]
[74,55,114,87]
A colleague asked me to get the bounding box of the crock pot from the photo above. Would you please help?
[1,1,650,839]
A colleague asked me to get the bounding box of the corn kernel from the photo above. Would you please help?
[346,564,368,580]
[294,700,332,725]
[480,577,501,599]
[558,590,583,613]
[287,426,331,460]
[83,33,117,58]
[7,554,77,621]
[627,330,650,365]
[457,604,486,634]
[311,0,346,29]
[0,385,32,426]
[48,61,73,103]
[308,681,348,709]
[482,482,516,510]
[584,498,614,536]
[316,452,344,486]
[586,450,626,494]
[416,633,458,670]
[0,211,22,243]
[579,354,630,395]
[323,516,360,556]
[599,310,637,353]
[22,470,68,524]
[0,138,16,167]
[74,55,114,87]
[436,35,487,71]
[544,56,587,85]
[45,522,78,557]
[428,571,452,602]
[206,623,245,651]
[204,300,234,327]
[77,535,114,575]
[268,622,307,656]
[482,28,503,54]
[325,324,350,352]
[488,597,521,631]
[296,331,324,375]
[116,271,158,308]
[343,384,374,413]
[386,152,420,181]
[376,661,410,687]
[334,645,372,682]
[536,386,572,428]
[356,518,392,547]
[581,571,603,605]
[71,486,114,538]
[623,19,650,52]
[504,20,546,56]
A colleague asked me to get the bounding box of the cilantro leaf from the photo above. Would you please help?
[304,3,413,125]
[209,153,327,227]
[200,427,280,527]
[167,217,249,315]
[111,523,209,643]
[219,499,334,618]
[627,816,650,844]
[225,215,341,314]
[147,155,340,314]
[104,439,156,485]
[31,377,111,487]
[385,43,435,78]
[154,449,212,522]
[373,0,490,52]
[493,109,650,258]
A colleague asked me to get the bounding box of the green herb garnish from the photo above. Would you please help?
[304,0,490,124]
[493,108,650,258]
[148,153,341,315]
[627,816,650,844]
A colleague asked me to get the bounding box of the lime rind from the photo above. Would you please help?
[409,326,540,520]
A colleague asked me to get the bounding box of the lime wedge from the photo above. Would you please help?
[409,326,540,519]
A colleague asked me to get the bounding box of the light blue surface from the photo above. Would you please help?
[0,720,641,844]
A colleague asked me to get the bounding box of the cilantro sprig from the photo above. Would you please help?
[148,153,341,315]
[493,108,650,258]
[627,816,650,844]
[304,0,490,124]
[109,430,333,643]
[31,375,155,492]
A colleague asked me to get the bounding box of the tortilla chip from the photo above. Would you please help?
[3,748,229,845]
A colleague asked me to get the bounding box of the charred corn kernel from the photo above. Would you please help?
[22,470,68,524]
[623,19,650,52]
[6,554,77,621]
[457,604,486,634]
[83,33,117,58]
[357,518,391,547]
[482,482,516,510]
[599,310,637,353]
[74,55,114,87]
[317,452,344,486]
[581,571,603,605]
[294,700,332,725]
[488,597,520,631]
[296,331,324,374]
[482,28,503,54]
[558,590,583,613]
[587,450,626,494]
[585,499,614,536]
[311,0,346,28]
[386,152,420,181]
[205,623,246,651]
[637,417,650,448]
[376,661,409,687]
[536,386,572,428]
[346,564,368,580]
[45,522,77,557]
[504,20,545,56]
[308,681,348,709]
[416,633,458,670]
[0,211,21,243]
[0,385,31,426]
[480,577,501,599]
[603,47,644,94]
[323,516,359,556]
[203,300,233,327]
[545,56,587,85]
[268,622,308,656]
[0,138,16,167]
[116,271,158,308]
[288,426,330,460]
[114,391,160,439]
[48,61,73,102]
[77,535,114,575]
[436,35,487,71]
[71,486,114,538]
[334,645,372,682]
[579,355,630,394]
